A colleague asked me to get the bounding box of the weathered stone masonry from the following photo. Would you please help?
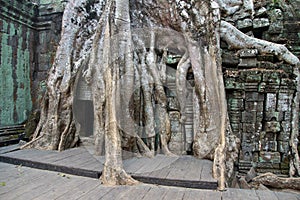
[223,0,300,174]
[1,0,300,175]
[0,0,63,126]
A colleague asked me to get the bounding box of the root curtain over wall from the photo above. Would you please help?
[25,0,300,189]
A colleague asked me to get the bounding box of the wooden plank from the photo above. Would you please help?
[101,185,134,200]
[183,189,221,200]
[134,156,164,174]
[0,169,64,200]
[145,155,178,177]
[53,151,94,167]
[200,159,215,182]
[76,185,114,200]
[147,164,172,179]
[66,153,97,167]
[0,168,51,196]
[123,157,138,168]
[183,158,203,181]
[274,191,300,200]
[151,155,178,172]
[142,186,169,200]
[28,176,90,200]
[16,175,85,200]
[79,158,103,171]
[3,149,53,160]
[0,152,101,179]
[46,148,87,163]
[114,185,152,200]
[222,188,260,200]
[162,187,186,200]
[134,155,176,174]
[125,157,153,174]
[166,157,193,180]
[55,179,101,200]
[255,190,280,200]
[0,144,20,154]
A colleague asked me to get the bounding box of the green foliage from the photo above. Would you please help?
[0,182,6,186]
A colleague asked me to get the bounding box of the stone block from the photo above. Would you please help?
[238,58,257,67]
[237,18,253,29]
[257,162,280,170]
[228,98,244,110]
[277,93,292,112]
[168,97,180,111]
[170,121,180,133]
[269,9,283,21]
[280,65,294,75]
[268,23,284,34]
[258,82,266,92]
[240,143,254,161]
[265,93,277,111]
[264,84,280,93]
[245,101,263,112]
[252,152,259,162]
[261,140,277,152]
[225,78,244,90]
[264,111,283,121]
[284,111,292,121]
[280,78,293,87]
[255,7,267,17]
[265,121,281,133]
[242,111,256,123]
[169,111,180,120]
[245,73,262,83]
[229,110,241,118]
[256,122,263,132]
[256,112,263,122]
[231,123,242,136]
[245,92,264,102]
[243,123,255,134]
[259,152,281,164]
[280,121,291,138]
[232,91,245,99]
[277,132,290,142]
[253,18,270,29]
[257,54,274,62]
[278,141,289,153]
[262,72,280,85]
[245,83,259,91]
[239,49,258,58]
[222,52,239,67]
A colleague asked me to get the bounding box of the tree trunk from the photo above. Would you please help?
[25,0,300,188]
[253,173,300,191]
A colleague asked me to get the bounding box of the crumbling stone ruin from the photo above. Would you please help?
[1,0,300,189]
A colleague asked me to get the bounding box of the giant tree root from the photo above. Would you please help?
[252,173,300,191]
[101,166,139,186]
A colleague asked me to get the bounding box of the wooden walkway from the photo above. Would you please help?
[0,145,217,189]
[0,162,299,200]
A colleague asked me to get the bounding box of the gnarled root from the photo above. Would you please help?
[101,166,139,186]
[220,21,300,65]
[252,173,300,191]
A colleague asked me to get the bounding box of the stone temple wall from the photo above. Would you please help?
[222,0,300,174]
[0,0,37,126]
[0,0,63,126]
[0,0,299,175]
